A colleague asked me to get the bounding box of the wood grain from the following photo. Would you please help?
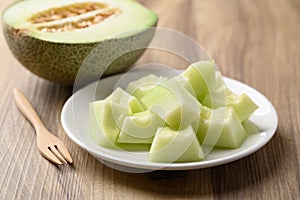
[0,0,299,199]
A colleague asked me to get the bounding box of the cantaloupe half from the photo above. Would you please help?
[2,0,158,85]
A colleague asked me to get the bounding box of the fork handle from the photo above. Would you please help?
[13,88,46,132]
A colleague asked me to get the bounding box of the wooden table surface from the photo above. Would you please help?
[0,0,299,199]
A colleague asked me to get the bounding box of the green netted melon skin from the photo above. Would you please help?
[3,26,156,85]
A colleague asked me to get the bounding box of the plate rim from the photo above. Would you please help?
[61,72,278,171]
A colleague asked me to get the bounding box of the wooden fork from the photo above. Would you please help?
[13,88,73,165]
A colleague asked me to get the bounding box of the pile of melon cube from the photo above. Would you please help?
[89,61,259,163]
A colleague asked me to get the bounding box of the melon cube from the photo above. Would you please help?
[126,74,168,99]
[126,74,159,97]
[149,126,205,163]
[173,75,197,97]
[226,92,258,122]
[106,87,145,113]
[118,111,164,144]
[89,100,128,149]
[201,72,258,121]
[194,106,247,148]
[202,86,258,121]
[242,119,260,135]
[140,79,201,130]
[180,60,218,101]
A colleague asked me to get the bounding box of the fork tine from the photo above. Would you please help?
[13,88,72,165]
[39,148,62,165]
[49,146,68,164]
[56,143,73,163]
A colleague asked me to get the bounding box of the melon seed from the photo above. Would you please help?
[29,2,109,24]
[93,16,102,23]
[37,8,120,32]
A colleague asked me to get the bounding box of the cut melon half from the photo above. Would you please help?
[3,0,158,43]
[2,0,158,84]
[149,126,205,163]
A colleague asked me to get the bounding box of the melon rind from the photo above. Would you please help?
[3,27,155,85]
[2,0,158,85]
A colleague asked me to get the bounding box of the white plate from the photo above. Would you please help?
[61,70,278,172]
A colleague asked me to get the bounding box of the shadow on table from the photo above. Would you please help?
[105,130,289,197]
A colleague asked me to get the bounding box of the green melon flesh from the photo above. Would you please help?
[88,60,259,162]
[106,87,144,113]
[126,74,169,99]
[149,126,204,163]
[202,86,258,121]
[179,60,218,102]
[2,0,158,85]
[140,79,201,130]
[173,75,197,97]
[194,106,247,148]
[89,100,127,149]
[126,74,159,97]
[242,119,260,135]
[118,111,164,144]
[3,0,157,43]
[89,100,151,150]
[225,90,258,122]
[180,63,257,122]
